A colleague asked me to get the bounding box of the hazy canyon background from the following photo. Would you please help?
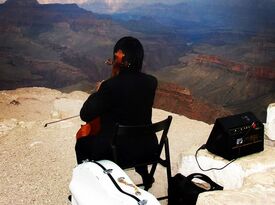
[0,0,275,123]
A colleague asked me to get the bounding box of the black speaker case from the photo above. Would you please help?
[206,112,264,160]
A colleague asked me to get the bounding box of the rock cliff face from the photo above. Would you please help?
[4,0,39,6]
[0,0,184,90]
[195,54,275,81]
[0,1,114,89]
[1,0,92,25]
[154,82,193,117]
[155,49,275,123]
[154,82,232,124]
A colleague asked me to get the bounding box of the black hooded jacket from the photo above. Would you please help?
[76,69,158,165]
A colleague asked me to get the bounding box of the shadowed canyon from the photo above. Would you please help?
[0,0,275,123]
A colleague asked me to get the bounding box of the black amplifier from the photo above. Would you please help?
[206,112,264,160]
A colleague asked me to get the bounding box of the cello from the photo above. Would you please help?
[76,49,125,139]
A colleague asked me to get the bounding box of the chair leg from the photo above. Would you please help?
[164,138,172,184]
[144,176,155,191]
[135,166,155,190]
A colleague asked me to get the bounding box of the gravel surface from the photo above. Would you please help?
[0,87,211,205]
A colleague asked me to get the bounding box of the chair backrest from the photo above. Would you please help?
[111,116,172,199]
[111,115,172,168]
[114,116,172,137]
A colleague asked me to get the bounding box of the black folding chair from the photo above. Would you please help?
[111,115,173,200]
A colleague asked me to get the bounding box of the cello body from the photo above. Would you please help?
[76,50,125,139]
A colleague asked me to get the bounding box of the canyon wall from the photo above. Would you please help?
[154,82,232,124]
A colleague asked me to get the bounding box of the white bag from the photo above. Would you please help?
[266,103,275,140]
[69,160,160,205]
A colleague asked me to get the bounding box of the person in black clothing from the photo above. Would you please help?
[75,36,158,188]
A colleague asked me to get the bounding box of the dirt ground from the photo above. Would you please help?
[0,87,211,205]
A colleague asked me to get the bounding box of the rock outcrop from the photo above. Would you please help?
[154,82,232,124]
[4,0,39,6]
[195,54,275,81]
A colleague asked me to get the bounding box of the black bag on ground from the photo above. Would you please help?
[168,173,223,205]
